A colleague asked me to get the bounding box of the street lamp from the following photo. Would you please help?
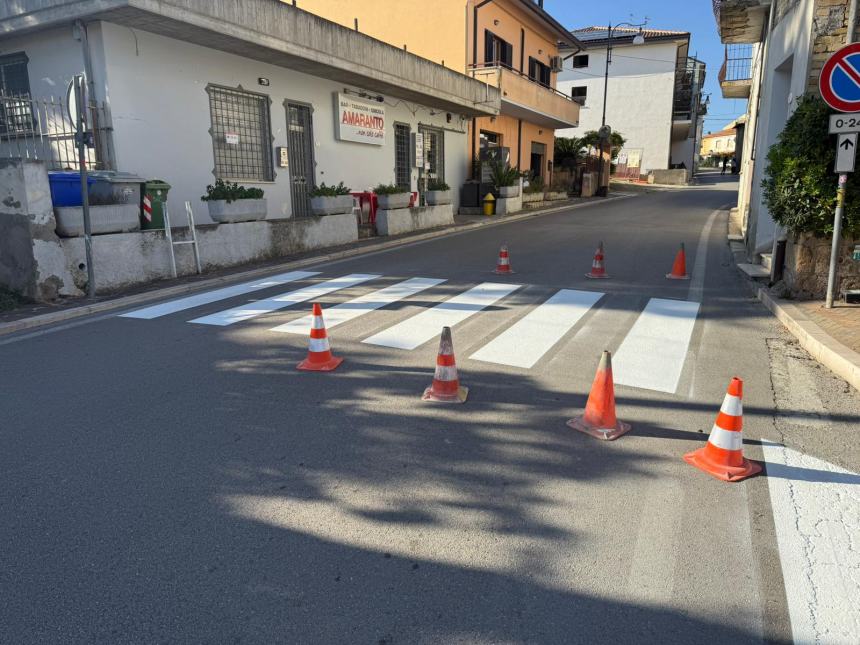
[597,22,647,197]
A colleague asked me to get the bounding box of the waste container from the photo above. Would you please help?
[88,171,145,207]
[141,180,171,229]
[47,171,96,207]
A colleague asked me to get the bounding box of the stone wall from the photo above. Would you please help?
[783,232,860,299]
[807,0,850,93]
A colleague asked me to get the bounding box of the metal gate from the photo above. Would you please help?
[615,148,643,181]
[418,125,444,200]
[285,102,315,217]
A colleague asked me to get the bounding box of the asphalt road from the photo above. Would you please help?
[2,172,858,644]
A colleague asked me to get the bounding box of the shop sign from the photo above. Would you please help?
[335,93,385,145]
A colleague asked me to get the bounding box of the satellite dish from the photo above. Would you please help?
[65,74,87,127]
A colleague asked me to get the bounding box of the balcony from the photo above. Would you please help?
[672,57,706,140]
[713,0,770,44]
[469,65,579,129]
[719,44,753,99]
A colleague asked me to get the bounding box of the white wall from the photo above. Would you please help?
[0,25,86,101]
[556,41,679,173]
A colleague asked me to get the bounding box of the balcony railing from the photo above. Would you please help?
[673,57,706,122]
[719,44,753,99]
[468,63,579,129]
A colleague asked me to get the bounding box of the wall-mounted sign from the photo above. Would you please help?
[258,77,270,87]
[277,146,289,168]
[225,132,239,145]
[335,92,385,145]
[412,132,424,167]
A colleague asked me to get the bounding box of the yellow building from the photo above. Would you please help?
[298,0,581,185]
[700,128,737,159]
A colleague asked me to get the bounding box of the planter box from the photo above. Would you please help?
[499,185,519,198]
[55,204,141,237]
[376,193,411,210]
[207,198,267,223]
[546,191,568,201]
[522,192,544,203]
[310,194,354,216]
[376,204,454,236]
[425,190,452,206]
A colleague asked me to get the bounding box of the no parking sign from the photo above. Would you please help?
[820,43,860,112]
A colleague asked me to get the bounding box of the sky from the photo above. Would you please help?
[544,0,745,134]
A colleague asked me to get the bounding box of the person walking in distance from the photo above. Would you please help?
[721,156,728,175]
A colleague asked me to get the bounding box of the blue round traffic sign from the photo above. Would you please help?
[820,43,860,112]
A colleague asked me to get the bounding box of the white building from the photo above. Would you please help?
[0,0,499,224]
[556,27,706,178]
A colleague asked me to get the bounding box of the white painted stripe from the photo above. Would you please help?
[308,337,330,352]
[706,425,743,451]
[270,277,444,335]
[613,298,700,394]
[120,271,319,319]
[470,289,603,369]
[312,316,326,330]
[433,365,459,381]
[363,282,520,350]
[719,394,743,417]
[189,274,380,326]
[688,208,720,303]
[761,440,860,644]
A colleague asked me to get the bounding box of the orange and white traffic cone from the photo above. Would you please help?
[666,242,690,280]
[494,245,514,274]
[684,377,761,482]
[585,241,610,279]
[297,303,343,372]
[422,326,468,403]
[567,350,631,440]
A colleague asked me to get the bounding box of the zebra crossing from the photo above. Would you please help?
[120,271,703,394]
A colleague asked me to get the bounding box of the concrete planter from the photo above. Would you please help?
[522,192,544,203]
[546,191,568,201]
[499,185,520,198]
[376,193,411,210]
[425,190,451,206]
[376,204,454,236]
[310,194,354,216]
[55,204,141,237]
[206,198,267,223]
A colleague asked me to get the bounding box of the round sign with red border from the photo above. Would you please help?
[820,43,860,112]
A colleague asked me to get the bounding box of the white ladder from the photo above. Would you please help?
[164,200,202,278]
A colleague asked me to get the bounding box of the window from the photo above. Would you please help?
[419,125,444,182]
[528,57,551,87]
[572,54,589,69]
[394,123,411,191]
[570,86,587,105]
[484,30,513,68]
[206,84,274,182]
[480,130,501,148]
[0,52,34,136]
[0,53,31,96]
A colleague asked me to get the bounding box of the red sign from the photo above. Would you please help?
[820,43,860,112]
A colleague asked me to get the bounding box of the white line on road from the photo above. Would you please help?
[120,271,320,319]
[688,207,722,303]
[188,274,380,326]
[469,289,603,368]
[613,298,700,394]
[761,440,860,644]
[268,277,445,334]
[363,282,521,350]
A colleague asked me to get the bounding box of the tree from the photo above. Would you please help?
[580,130,626,156]
[554,137,586,169]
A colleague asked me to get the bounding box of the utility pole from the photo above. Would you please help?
[73,74,96,299]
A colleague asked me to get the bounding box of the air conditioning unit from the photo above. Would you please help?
[550,56,564,72]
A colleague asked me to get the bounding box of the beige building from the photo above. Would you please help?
[299,0,581,185]
[700,127,737,160]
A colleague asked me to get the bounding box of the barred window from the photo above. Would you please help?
[394,124,411,190]
[0,53,31,96]
[206,84,273,181]
[0,52,34,136]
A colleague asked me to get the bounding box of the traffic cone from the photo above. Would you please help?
[684,377,761,482]
[566,350,631,440]
[585,241,610,279]
[297,303,343,371]
[494,245,514,274]
[666,242,690,280]
[422,326,468,403]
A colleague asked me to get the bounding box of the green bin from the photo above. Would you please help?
[141,180,171,230]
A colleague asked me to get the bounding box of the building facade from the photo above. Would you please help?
[300,0,581,185]
[0,0,500,224]
[700,126,738,162]
[556,27,706,178]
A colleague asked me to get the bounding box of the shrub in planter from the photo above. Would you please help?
[373,183,411,210]
[489,161,522,197]
[310,181,354,216]
[201,179,267,223]
[425,179,452,206]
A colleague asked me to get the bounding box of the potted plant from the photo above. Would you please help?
[522,176,545,203]
[373,183,411,210]
[201,179,267,223]
[310,182,353,216]
[425,180,452,206]
[489,161,522,198]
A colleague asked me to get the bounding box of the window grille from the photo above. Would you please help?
[0,53,33,135]
[419,126,444,181]
[394,123,411,190]
[206,84,273,181]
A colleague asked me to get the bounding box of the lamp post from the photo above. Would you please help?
[596,22,646,197]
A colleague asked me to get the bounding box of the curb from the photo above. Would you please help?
[756,287,860,392]
[0,193,634,337]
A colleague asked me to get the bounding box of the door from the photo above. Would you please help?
[286,102,314,217]
[418,126,444,201]
[530,141,546,185]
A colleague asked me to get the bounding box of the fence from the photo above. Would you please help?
[0,91,114,171]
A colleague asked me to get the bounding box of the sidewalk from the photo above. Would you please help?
[0,192,630,336]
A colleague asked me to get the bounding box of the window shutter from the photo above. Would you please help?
[484,30,495,64]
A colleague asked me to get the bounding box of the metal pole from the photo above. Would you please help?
[825,173,847,308]
[597,24,611,198]
[74,75,96,299]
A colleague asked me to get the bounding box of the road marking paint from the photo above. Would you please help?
[613,298,699,394]
[120,271,320,319]
[188,274,380,326]
[761,440,860,644]
[688,207,721,303]
[269,277,445,334]
[469,289,603,368]
[363,282,520,350]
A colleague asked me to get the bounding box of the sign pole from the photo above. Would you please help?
[74,74,96,300]
[825,174,847,308]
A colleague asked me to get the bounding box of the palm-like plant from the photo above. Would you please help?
[554,137,586,169]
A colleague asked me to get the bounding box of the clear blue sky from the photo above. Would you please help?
[544,0,745,134]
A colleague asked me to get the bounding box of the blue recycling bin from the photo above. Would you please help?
[47,171,96,207]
